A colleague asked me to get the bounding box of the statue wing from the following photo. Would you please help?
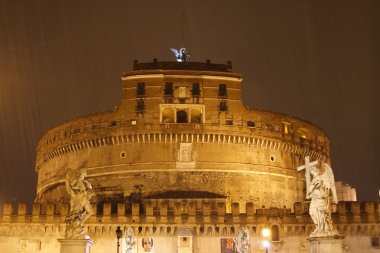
[321,163,338,203]
[170,48,179,56]
[65,169,75,196]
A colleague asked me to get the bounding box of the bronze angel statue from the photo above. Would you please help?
[64,168,94,239]
[305,160,339,237]
[170,48,190,62]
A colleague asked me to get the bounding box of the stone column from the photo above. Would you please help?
[58,238,94,253]
[308,236,344,253]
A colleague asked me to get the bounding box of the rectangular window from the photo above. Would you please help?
[218,83,227,98]
[219,101,228,111]
[192,83,200,97]
[164,82,173,96]
[247,121,255,127]
[110,120,117,127]
[137,82,145,97]
[136,99,145,112]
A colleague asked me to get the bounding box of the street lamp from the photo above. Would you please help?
[261,228,271,253]
[116,226,123,253]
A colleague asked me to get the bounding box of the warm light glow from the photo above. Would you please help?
[262,240,270,249]
[262,228,270,237]
[122,74,164,80]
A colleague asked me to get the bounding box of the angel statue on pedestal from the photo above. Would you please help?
[64,168,94,239]
[236,226,250,253]
[298,156,338,238]
[124,228,136,253]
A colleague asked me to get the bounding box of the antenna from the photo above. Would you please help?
[181,2,185,46]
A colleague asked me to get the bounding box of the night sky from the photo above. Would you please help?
[0,1,379,207]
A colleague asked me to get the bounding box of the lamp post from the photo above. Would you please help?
[116,226,123,253]
[261,228,271,253]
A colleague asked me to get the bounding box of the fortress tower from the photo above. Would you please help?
[35,60,329,211]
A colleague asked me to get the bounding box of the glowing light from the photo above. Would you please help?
[262,228,270,237]
[262,240,270,249]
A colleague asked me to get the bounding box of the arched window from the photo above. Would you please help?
[177,110,188,123]
[271,225,280,241]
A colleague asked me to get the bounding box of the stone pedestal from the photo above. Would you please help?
[308,236,344,253]
[58,238,94,253]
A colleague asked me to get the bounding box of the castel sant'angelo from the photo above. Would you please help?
[0,58,379,253]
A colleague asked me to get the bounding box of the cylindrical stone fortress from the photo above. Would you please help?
[35,61,330,210]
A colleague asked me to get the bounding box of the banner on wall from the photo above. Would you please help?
[221,238,237,253]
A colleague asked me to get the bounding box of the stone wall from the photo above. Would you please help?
[1,201,380,253]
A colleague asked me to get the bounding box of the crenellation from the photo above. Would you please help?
[57,203,69,216]
[3,203,12,216]
[131,203,139,222]
[15,204,27,223]
[46,203,55,216]
[146,204,156,224]
[361,201,375,215]
[103,203,111,216]
[186,202,196,224]
[117,203,125,216]
[173,202,182,223]
[362,202,376,223]
[17,203,27,216]
[294,202,303,216]
[202,202,211,223]
[348,202,362,223]
[231,203,240,223]
[7,200,369,225]
[158,202,168,221]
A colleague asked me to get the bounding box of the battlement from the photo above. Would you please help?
[2,201,379,225]
[130,60,234,73]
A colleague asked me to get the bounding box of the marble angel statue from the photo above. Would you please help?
[305,160,339,237]
[64,168,94,239]
[124,228,136,253]
[235,226,250,253]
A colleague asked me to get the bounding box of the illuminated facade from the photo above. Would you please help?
[0,61,379,253]
[35,60,329,210]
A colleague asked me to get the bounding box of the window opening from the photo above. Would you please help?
[136,99,145,112]
[177,110,188,123]
[192,83,200,97]
[247,121,255,127]
[219,101,228,112]
[137,82,145,97]
[164,82,173,97]
[218,83,227,98]
[271,225,280,241]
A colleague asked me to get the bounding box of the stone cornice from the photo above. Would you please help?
[36,131,328,170]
